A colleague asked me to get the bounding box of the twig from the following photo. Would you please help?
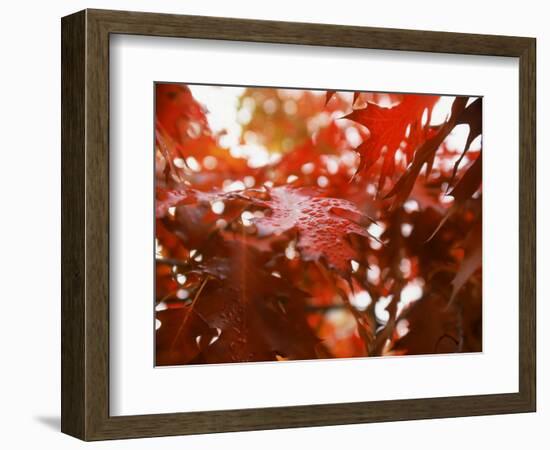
[169,276,210,351]
[156,257,190,269]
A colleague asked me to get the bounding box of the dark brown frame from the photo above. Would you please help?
[61,8,536,441]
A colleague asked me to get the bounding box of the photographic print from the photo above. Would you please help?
[154,83,482,366]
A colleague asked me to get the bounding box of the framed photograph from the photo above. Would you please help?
[61,9,536,441]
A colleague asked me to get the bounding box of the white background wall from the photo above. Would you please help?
[0,1,545,448]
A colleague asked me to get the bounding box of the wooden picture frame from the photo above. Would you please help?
[61,8,536,441]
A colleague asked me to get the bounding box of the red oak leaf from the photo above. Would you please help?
[344,94,440,186]
[251,186,375,274]
[393,291,460,355]
[156,240,322,365]
[325,90,336,106]
[449,218,482,305]
[448,98,482,190]
[155,83,208,143]
[383,97,473,210]
[156,188,197,218]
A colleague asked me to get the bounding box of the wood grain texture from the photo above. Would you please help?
[61,8,537,441]
[518,38,536,409]
[61,10,86,439]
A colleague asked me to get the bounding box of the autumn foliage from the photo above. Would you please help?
[155,83,482,366]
